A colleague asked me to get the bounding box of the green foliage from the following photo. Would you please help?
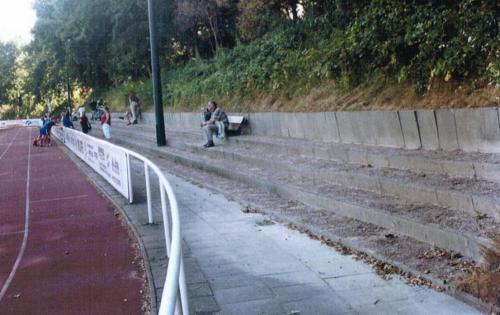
[3,0,498,116]
[160,0,499,107]
[102,78,153,111]
[0,43,19,104]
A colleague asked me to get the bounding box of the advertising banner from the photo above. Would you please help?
[52,126,130,199]
[0,119,43,129]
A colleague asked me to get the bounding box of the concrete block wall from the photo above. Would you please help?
[136,107,500,153]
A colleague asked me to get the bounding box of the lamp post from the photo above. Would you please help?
[65,39,72,111]
[147,0,167,146]
[67,76,71,111]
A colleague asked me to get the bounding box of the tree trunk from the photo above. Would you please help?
[206,11,220,51]
[194,42,201,60]
[146,63,152,79]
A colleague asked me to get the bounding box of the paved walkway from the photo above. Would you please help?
[173,173,480,315]
[0,127,144,315]
[64,128,482,315]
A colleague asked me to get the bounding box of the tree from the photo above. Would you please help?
[237,0,305,42]
[174,0,238,57]
[0,43,19,105]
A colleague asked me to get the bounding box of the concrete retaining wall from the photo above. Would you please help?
[137,107,500,153]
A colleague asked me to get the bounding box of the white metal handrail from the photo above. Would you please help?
[51,126,188,315]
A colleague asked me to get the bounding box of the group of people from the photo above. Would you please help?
[34,95,228,148]
[61,108,94,135]
[89,99,105,121]
[35,100,113,146]
[68,105,111,139]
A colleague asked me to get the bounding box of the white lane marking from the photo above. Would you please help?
[31,194,88,204]
[0,128,21,160]
[0,230,25,237]
[0,128,32,301]
[0,178,24,184]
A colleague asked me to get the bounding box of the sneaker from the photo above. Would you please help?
[132,120,137,125]
[203,141,214,148]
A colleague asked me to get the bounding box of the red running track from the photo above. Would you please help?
[0,127,144,315]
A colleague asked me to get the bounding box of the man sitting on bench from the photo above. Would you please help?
[200,101,228,148]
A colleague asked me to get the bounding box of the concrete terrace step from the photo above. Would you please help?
[114,121,500,185]
[182,142,500,221]
[111,123,500,221]
[101,127,498,263]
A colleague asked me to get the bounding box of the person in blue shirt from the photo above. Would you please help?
[34,117,56,146]
[62,110,74,129]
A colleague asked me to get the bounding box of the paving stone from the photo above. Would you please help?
[333,284,420,307]
[304,257,372,279]
[272,283,331,302]
[245,260,309,276]
[220,298,285,315]
[214,284,274,305]
[324,272,390,291]
[352,299,421,315]
[202,262,249,278]
[209,274,266,290]
[186,270,209,284]
[281,294,354,315]
[261,270,327,289]
[189,296,221,314]
[188,282,214,298]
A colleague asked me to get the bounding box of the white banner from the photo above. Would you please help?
[0,119,43,128]
[52,126,130,200]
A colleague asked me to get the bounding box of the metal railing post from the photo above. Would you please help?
[159,183,171,256]
[126,154,134,203]
[179,257,189,315]
[159,176,188,315]
[144,163,153,224]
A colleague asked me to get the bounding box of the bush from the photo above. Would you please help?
[102,79,153,111]
[110,1,499,110]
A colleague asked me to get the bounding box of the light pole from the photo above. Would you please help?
[67,76,71,111]
[65,39,72,111]
[147,0,167,146]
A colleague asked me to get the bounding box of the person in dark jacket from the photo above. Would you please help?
[200,101,228,148]
[62,110,74,129]
[128,93,141,124]
[80,112,91,134]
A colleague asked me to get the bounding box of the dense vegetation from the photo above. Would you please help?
[0,0,498,117]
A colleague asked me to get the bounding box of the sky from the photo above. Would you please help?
[0,0,37,44]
